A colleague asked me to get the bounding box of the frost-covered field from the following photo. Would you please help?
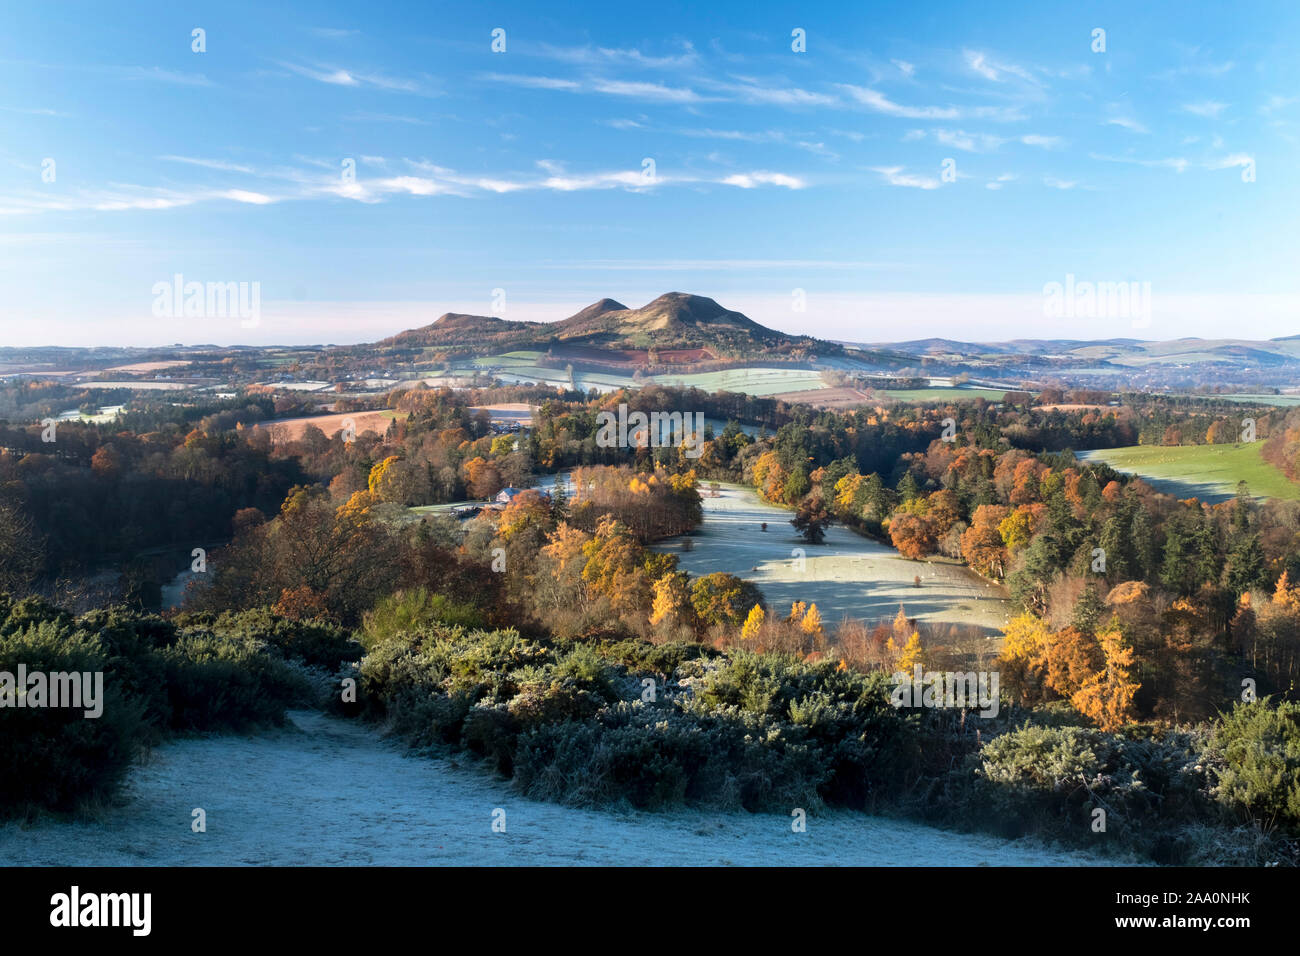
[1,711,1110,866]
[660,483,1013,634]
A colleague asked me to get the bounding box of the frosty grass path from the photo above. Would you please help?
[2,711,1108,866]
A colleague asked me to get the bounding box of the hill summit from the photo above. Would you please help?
[378,292,827,358]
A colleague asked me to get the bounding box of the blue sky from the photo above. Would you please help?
[1,0,1297,347]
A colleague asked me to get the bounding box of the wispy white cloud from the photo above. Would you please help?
[1105,116,1149,134]
[343,111,430,125]
[1020,134,1063,149]
[934,128,999,151]
[160,155,256,173]
[551,258,896,270]
[1153,58,1233,81]
[0,154,813,217]
[1090,153,1190,173]
[840,86,959,120]
[871,166,941,189]
[486,71,833,107]
[280,62,358,86]
[538,43,698,70]
[839,84,1022,121]
[0,105,67,116]
[1183,100,1229,118]
[1261,95,1299,115]
[1209,153,1254,172]
[701,77,836,106]
[0,58,212,86]
[607,121,836,158]
[120,66,213,87]
[720,171,804,189]
[481,72,582,91]
[963,50,1039,85]
[907,129,1058,152]
[0,186,201,216]
[591,78,702,103]
[223,189,277,205]
[280,61,426,92]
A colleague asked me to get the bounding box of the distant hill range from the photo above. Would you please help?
[377,292,833,361]
[854,335,1300,369]
[7,294,1294,394]
[837,333,1300,391]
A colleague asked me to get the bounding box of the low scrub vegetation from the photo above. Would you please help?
[346,610,1297,864]
[0,595,359,819]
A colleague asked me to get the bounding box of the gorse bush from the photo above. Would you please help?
[514,704,832,811]
[955,722,1234,863]
[159,634,311,732]
[0,621,145,815]
[187,608,362,671]
[980,724,1103,791]
[0,597,330,818]
[360,588,487,651]
[350,618,1299,863]
[356,623,920,813]
[1211,699,1300,834]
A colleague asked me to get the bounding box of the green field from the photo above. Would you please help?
[1215,394,1300,408]
[653,367,827,395]
[455,356,832,397]
[1078,443,1300,502]
[877,387,1010,403]
[467,351,544,367]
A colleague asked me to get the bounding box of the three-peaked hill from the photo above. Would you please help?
[378,293,833,361]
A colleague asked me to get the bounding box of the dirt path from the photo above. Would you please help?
[1,711,1108,866]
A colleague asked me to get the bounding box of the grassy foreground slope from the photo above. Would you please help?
[1078,443,1300,503]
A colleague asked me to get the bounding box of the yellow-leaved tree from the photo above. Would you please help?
[1070,628,1139,731]
[997,612,1053,704]
[649,572,693,631]
[1274,570,1300,611]
[895,631,926,672]
[892,604,911,641]
[741,604,765,640]
[800,603,823,636]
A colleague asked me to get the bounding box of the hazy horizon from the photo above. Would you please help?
[5,289,1300,350]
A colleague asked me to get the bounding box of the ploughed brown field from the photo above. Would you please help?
[255,410,396,442]
[768,386,874,409]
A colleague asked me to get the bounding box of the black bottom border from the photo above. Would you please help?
[0,865,1291,941]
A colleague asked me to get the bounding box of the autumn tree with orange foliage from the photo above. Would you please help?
[961,505,1010,579]
[464,456,503,499]
[890,512,937,560]
[1038,625,1103,700]
[1070,628,1139,730]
